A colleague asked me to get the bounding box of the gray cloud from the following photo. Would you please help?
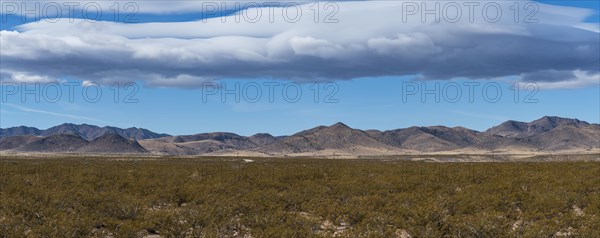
[1,1,599,88]
[521,70,577,83]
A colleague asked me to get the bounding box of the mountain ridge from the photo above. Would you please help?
[0,123,170,140]
[1,116,599,156]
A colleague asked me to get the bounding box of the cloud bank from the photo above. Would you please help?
[1,1,598,88]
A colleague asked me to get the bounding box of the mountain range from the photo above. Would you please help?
[1,116,598,156]
[0,123,169,140]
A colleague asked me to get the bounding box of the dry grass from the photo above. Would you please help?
[0,156,599,237]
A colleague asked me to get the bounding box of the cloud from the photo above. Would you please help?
[521,70,577,83]
[2,103,110,123]
[289,36,348,59]
[81,80,97,87]
[0,70,56,83]
[0,1,598,88]
[0,1,310,16]
[525,70,600,89]
[367,33,440,56]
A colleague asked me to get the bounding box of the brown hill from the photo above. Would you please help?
[258,122,395,154]
[79,133,148,154]
[369,126,491,152]
[0,123,169,140]
[5,133,147,154]
[249,133,277,146]
[16,134,89,152]
[468,136,535,152]
[43,123,170,140]
[0,126,41,138]
[137,140,200,156]
[485,116,590,138]
[158,132,258,149]
[529,124,600,151]
[369,127,455,152]
[141,132,268,155]
[0,135,41,150]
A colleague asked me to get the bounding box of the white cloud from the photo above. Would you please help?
[81,80,97,87]
[2,103,109,123]
[367,33,440,56]
[289,36,346,59]
[0,1,598,88]
[0,70,56,83]
[0,1,258,15]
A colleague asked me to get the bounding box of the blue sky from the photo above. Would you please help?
[1,1,599,136]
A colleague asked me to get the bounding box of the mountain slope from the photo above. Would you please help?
[158,132,258,149]
[485,116,590,138]
[529,124,600,151]
[141,132,268,155]
[0,135,41,150]
[249,133,277,146]
[79,133,148,153]
[369,126,493,152]
[0,123,169,140]
[0,126,42,138]
[258,122,396,154]
[16,134,89,152]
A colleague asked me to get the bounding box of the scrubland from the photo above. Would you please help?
[0,156,599,237]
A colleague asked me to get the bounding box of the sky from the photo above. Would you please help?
[0,0,599,136]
